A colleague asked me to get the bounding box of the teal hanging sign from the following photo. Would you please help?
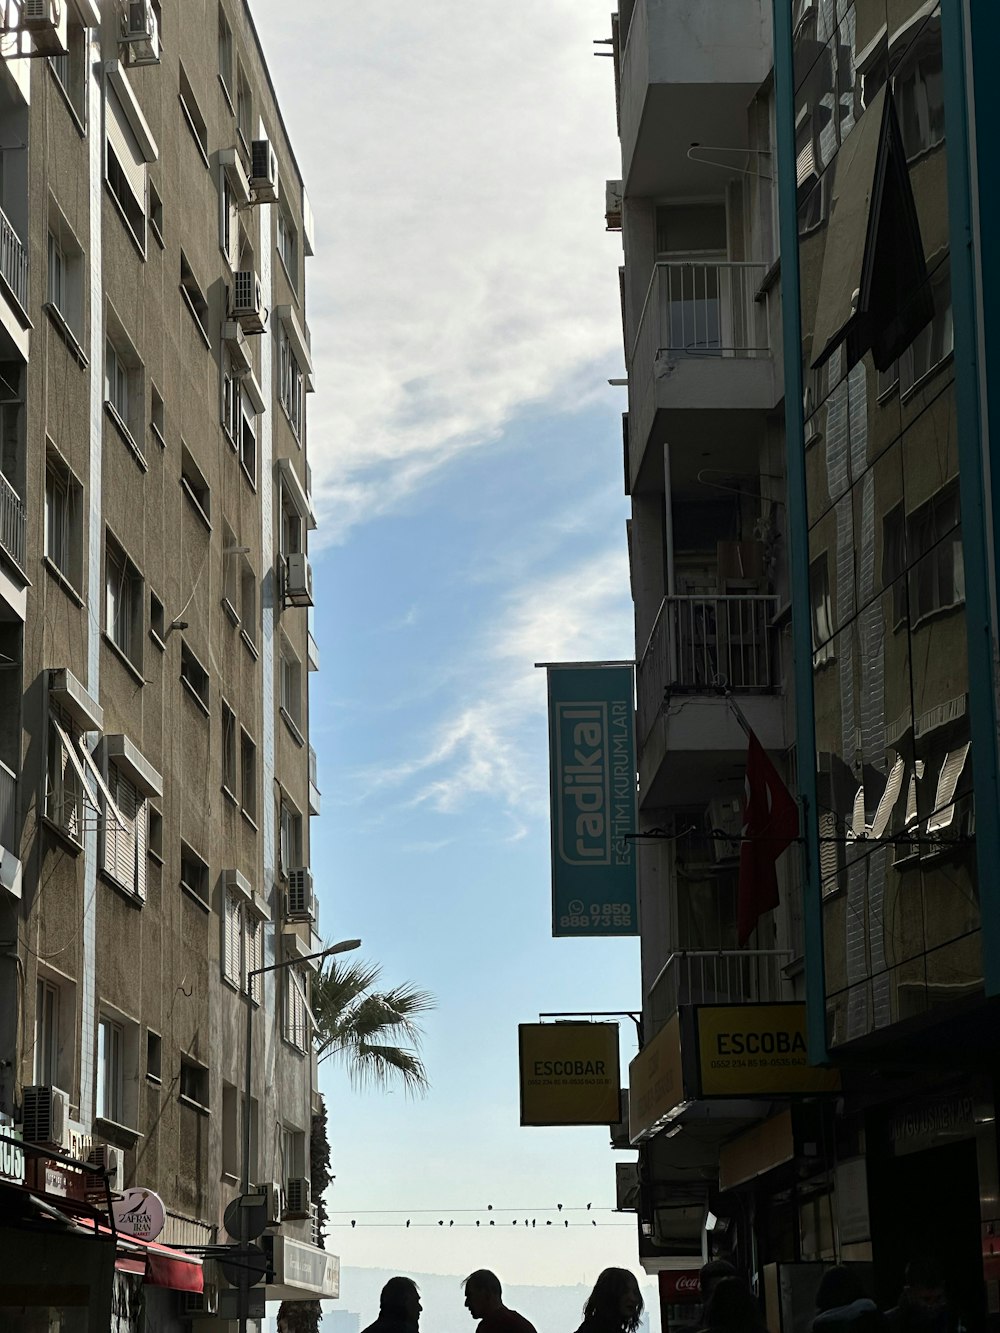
[546,664,638,937]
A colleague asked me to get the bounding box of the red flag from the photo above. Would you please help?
[737,729,799,945]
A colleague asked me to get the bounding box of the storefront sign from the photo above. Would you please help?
[546,664,638,937]
[696,1005,840,1097]
[889,1093,975,1156]
[519,1023,621,1126]
[268,1236,340,1298]
[0,1129,24,1184]
[113,1188,166,1241]
[629,1014,685,1143]
[659,1270,703,1305]
[719,1109,795,1191]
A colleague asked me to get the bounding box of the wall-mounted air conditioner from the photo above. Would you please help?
[14,0,67,55]
[87,1141,125,1194]
[21,1084,69,1147]
[286,868,314,922]
[249,139,279,203]
[284,552,313,608]
[232,271,266,335]
[284,1176,311,1219]
[120,0,159,64]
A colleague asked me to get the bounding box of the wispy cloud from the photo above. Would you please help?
[249,2,623,542]
[350,543,632,822]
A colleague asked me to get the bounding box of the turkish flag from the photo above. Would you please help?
[737,728,799,945]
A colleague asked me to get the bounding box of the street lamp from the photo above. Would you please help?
[238,937,362,1332]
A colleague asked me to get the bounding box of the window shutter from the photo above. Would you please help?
[224,891,241,985]
[104,769,139,891]
[927,743,971,833]
[106,85,146,207]
[135,797,148,901]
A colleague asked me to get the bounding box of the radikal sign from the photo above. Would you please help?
[545,664,638,938]
[696,1004,840,1097]
[519,1023,621,1126]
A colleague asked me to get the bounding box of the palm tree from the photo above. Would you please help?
[311,956,435,1094]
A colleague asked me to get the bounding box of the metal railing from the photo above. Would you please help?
[637,595,777,742]
[648,949,792,1028]
[0,760,16,853]
[0,206,27,312]
[309,1201,322,1246]
[0,468,25,571]
[633,261,770,366]
[308,745,319,790]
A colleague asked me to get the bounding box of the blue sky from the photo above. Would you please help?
[249,0,656,1303]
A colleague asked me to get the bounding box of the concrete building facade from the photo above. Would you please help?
[0,1,332,1326]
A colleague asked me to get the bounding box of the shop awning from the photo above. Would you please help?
[78,1219,203,1293]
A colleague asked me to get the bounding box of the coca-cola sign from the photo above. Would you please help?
[659,1271,702,1304]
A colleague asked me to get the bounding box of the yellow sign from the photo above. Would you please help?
[696,1005,840,1097]
[518,1023,621,1126]
[628,1013,685,1143]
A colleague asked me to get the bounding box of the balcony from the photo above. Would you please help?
[0,468,25,572]
[308,744,321,817]
[648,948,792,1033]
[618,0,771,194]
[636,595,786,807]
[0,759,14,850]
[0,205,27,319]
[628,261,774,485]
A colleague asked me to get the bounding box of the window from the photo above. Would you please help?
[279,638,302,732]
[104,325,143,448]
[180,253,210,343]
[148,180,163,247]
[883,505,907,625]
[105,339,128,422]
[280,494,303,560]
[245,911,263,1002]
[222,1083,239,1177]
[146,1029,161,1082]
[240,729,257,822]
[100,763,147,900]
[45,451,83,590]
[899,263,953,397]
[149,591,165,646]
[49,7,88,125]
[240,386,257,484]
[218,6,233,99]
[150,384,164,445]
[283,965,308,1052]
[223,887,243,986]
[221,170,240,269]
[96,1015,125,1123]
[908,484,964,623]
[105,535,143,668]
[46,211,84,348]
[180,840,209,905]
[46,714,91,843]
[222,525,240,620]
[279,798,302,874]
[221,701,237,794]
[236,64,252,148]
[897,20,945,162]
[179,1056,209,1110]
[278,325,304,440]
[105,85,146,249]
[223,354,241,445]
[180,642,210,711]
[178,63,209,164]
[810,556,834,667]
[181,443,211,526]
[277,208,297,285]
[282,1125,306,1181]
[240,557,257,649]
[148,805,163,860]
[34,978,60,1086]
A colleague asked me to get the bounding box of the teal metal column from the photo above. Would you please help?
[941,0,1000,993]
[772,0,827,1060]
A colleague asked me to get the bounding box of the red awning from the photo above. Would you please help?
[80,1219,203,1293]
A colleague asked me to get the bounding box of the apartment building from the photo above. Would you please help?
[608,2,1000,1330]
[0,1,332,1326]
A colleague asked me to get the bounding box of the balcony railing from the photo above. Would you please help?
[633,261,769,367]
[648,949,792,1029]
[0,206,27,313]
[0,468,25,571]
[0,759,16,852]
[637,595,777,742]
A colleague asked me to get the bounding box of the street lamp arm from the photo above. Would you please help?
[247,937,362,981]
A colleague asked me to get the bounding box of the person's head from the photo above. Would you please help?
[465,1270,503,1320]
[381,1276,422,1326]
[582,1268,644,1333]
[901,1259,947,1324]
[700,1260,739,1304]
[703,1277,764,1333]
[816,1267,866,1313]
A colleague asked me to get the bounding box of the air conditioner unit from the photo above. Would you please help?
[16,0,67,55]
[284,552,313,608]
[120,0,159,64]
[261,1180,283,1226]
[249,139,279,203]
[231,271,266,335]
[222,320,253,376]
[286,868,314,922]
[21,1085,69,1147]
[87,1141,125,1194]
[284,1176,311,1219]
[707,796,743,862]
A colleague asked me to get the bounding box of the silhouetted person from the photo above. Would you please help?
[887,1260,951,1333]
[813,1266,885,1333]
[362,1276,422,1333]
[464,1269,537,1333]
[700,1276,767,1333]
[701,1261,740,1304]
[575,1268,644,1333]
